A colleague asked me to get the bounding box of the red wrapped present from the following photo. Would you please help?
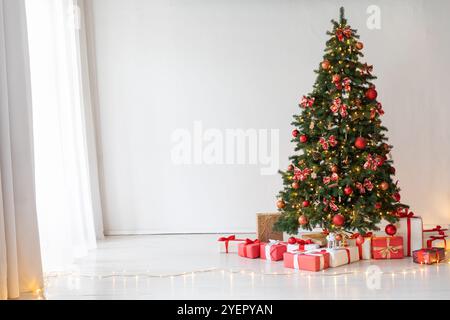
[238,239,260,259]
[218,234,245,253]
[413,248,445,265]
[372,236,404,259]
[260,240,287,261]
[283,250,330,272]
[423,225,449,250]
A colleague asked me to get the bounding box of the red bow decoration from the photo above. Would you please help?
[330,98,348,118]
[323,197,339,212]
[343,77,351,92]
[395,208,414,218]
[245,238,260,245]
[289,238,314,245]
[336,26,352,41]
[360,63,373,76]
[355,179,374,194]
[323,173,339,185]
[319,135,338,150]
[300,96,315,108]
[293,167,311,181]
[349,231,373,239]
[218,235,236,242]
[423,225,448,235]
[370,102,384,119]
[363,154,384,170]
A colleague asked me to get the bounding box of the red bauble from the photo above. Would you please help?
[344,186,353,196]
[287,164,294,171]
[335,234,343,241]
[354,137,367,149]
[385,224,397,236]
[298,215,308,225]
[379,181,389,191]
[321,60,330,70]
[390,167,396,175]
[299,134,308,143]
[292,129,299,137]
[292,182,300,189]
[365,88,378,100]
[331,165,338,173]
[355,42,364,50]
[332,214,345,226]
[356,235,365,245]
[392,192,401,202]
[332,74,341,83]
[375,202,382,209]
[276,199,286,209]
[287,237,297,245]
[302,200,310,208]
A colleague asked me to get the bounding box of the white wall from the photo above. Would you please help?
[90,0,450,235]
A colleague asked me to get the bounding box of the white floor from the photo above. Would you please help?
[41,234,450,300]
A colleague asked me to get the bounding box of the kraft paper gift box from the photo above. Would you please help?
[217,235,246,253]
[286,239,320,253]
[375,209,423,256]
[260,240,287,261]
[423,225,449,250]
[413,248,446,265]
[283,250,330,272]
[325,246,359,267]
[372,236,404,259]
[256,213,283,243]
[345,234,372,260]
[237,239,260,259]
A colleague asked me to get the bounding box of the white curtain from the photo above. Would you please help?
[25,0,103,272]
[0,0,43,299]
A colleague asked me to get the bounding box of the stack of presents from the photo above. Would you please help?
[217,210,449,272]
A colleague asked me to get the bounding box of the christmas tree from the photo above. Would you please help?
[275,8,408,235]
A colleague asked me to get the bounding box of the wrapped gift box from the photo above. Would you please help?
[413,247,445,264]
[325,246,359,267]
[372,236,404,259]
[286,238,320,253]
[218,235,246,253]
[237,240,260,259]
[260,240,287,261]
[375,210,423,256]
[256,213,283,243]
[346,234,372,260]
[283,250,330,272]
[425,235,448,250]
[300,232,328,247]
[423,225,449,250]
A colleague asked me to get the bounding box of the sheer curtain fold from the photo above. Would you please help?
[26,0,104,272]
[0,0,43,300]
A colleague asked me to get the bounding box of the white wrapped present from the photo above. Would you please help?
[325,246,360,267]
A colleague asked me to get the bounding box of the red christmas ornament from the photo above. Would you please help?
[365,88,378,100]
[375,202,382,209]
[335,234,343,241]
[392,192,401,202]
[321,60,330,70]
[331,165,338,173]
[298,215,308,225]
[287,237,297,245]
[299,134,308,143]
[390,167,396,175]
[302,200,310,208]
[292,129,299,137]
[344,186,353,196]
[332,214,345,226]
[287,164,294,171]
[355,42,364,50]
[385,224,397,236]
[354,137,367,149]
[276,199,286,209]
[292,182,300,189]
[356,235,365,245]
[332,74,341,83]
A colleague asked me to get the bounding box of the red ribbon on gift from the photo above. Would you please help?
[426,235,447,249]
[396,208,420,256]
[218,235,244,253]
[423,225,448,235]
[348,232,372,259]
